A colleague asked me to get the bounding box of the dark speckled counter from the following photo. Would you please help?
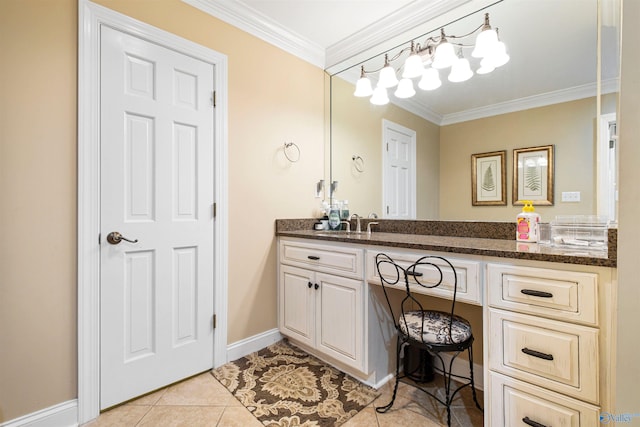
[275,219,617,268]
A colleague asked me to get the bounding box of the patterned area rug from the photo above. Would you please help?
[212,340,379,426]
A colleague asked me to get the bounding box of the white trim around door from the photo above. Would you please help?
[77,1,229,423]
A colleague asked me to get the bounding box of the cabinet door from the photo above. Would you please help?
[316,273,364,372]
[279,265,315,348]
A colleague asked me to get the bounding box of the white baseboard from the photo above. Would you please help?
[225,328,283,362]
[1,330,282,427]
[1,400,78,427]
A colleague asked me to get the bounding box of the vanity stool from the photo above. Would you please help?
[374,252,483,426]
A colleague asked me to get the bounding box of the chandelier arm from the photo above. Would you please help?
[444,23,485,40]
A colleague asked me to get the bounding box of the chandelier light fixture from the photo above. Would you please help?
[353,13,509,105]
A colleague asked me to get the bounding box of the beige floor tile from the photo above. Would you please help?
[156,373,234,406]
[452,406,485,427]
[341,407,379,427]
[137,406,224,427]
[376,407,443,427]
[84,405,151,426]
[215,406,263,427]
[127,387,168,406]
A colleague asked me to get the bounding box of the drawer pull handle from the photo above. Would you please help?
[521,289,553,298]
[308,282,313,289]
[522,347,554,361]
[522,417,548,427]
[406,270,424,277]
[307,255,320,260]
[314,283,319,290]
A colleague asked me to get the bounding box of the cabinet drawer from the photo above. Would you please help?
[487,263,598,326]
[489,308,599,404]
[280,239,363,279]
[489,372,600,427]
[366,249,481,305]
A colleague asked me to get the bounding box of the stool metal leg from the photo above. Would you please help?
[376,336,404,414]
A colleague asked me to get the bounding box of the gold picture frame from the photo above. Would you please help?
[471,150,507,206]
[513,145,554,206]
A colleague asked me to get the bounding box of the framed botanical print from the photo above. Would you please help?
[513,145,554,205]
[471,150,507,206]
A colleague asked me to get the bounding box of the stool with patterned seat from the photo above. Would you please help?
[374,253,483,426]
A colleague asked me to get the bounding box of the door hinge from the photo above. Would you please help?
[212,91,216,108]
[98,233,101,245]
[386,205,390,214]
[386,142,389,151]
[213,203,217,218]
[213,314,217,329]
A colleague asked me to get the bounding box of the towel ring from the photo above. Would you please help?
[352,155,365,173]
[284,142,300,163]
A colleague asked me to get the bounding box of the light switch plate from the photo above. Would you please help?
[562,191,581,202]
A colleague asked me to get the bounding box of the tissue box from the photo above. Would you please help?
[550,215,608,251]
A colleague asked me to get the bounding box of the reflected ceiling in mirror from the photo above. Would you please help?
[329,0,620,222]
[336,0,602,126]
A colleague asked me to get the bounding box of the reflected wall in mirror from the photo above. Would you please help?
[330,0,620,222]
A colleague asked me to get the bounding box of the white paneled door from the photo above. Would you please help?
[382,120,416,219]
[100,26,215,409]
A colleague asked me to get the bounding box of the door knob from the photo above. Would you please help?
[106,231,138,245]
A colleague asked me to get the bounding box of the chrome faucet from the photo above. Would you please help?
[368,212,378,219]
[367,222,379,234]
[340,220,351,232]
[350,214,362,233]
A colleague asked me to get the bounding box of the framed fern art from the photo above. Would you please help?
[471,150,507,206]
[513,145,555,206]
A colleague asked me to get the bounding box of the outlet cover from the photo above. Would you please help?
[561,191,581,202]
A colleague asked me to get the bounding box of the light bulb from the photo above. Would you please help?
[354,66,373,97]
[418,67,441,91]
[472,13,499,58]
[354,76,373,97]
[448,57,473,83]
[472,28,498,58]
[402,53,424,79]
[378,54,398,88]
[489,41,510,67]
[476,56,495,75]
[432,40,456,69]
[394,78,416,98]
[370,86,389,105]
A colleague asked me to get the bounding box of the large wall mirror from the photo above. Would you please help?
[329,0,620,223]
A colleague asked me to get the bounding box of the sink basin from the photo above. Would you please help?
[314,230,367,237]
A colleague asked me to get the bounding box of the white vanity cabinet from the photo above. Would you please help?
[278,238,366,373]
[276,232,616,426]
[486,263,615,426]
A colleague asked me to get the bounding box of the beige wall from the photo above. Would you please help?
[615,0,640,413]
[0,0,78,421]
[332,76,441,219]
[439,98,600,221]
[0,0,325,421]
[1,0,638,423]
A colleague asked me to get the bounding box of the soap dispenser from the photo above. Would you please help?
[516,201,541,242]
[328,203,341,230]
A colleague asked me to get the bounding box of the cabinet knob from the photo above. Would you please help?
[308,282,313,288]
[314,283,319,290]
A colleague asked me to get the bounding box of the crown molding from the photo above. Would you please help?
[182,0,325,67]
[325,0,471,72]
[393,97,444,125]
[440,78,620,125]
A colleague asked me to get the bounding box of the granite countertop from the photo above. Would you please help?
[275,219,617,268]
